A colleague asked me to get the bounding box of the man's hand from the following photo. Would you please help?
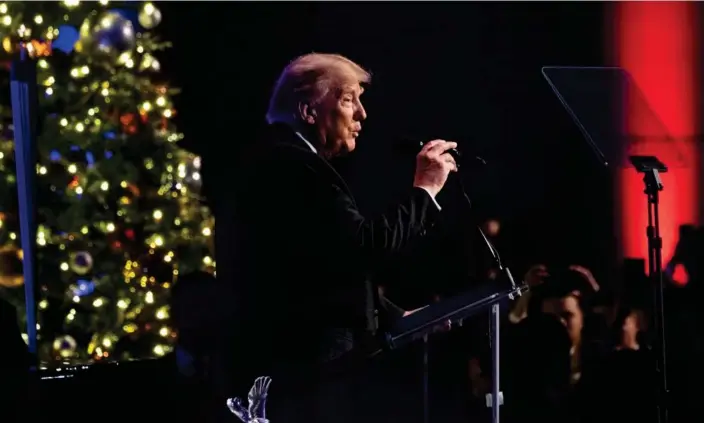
[569,265,600,292]
[524,264,549,288]
[403,306,427,317]
[414,140,458,198]
[403,306,451,332]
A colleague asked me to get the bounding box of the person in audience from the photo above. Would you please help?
[567,265,600,295]
[613,306,645,351]
[540,269,604,387]
[666,225,704,421]
[583,305,654,423]
[509,263,599,325]
[668,224,704,287]
[506,312,573,423]
[508,263,550,324]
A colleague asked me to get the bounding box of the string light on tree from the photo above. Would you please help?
[0,1,214,364]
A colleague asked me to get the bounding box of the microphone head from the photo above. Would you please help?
[394,138,486,166]
[446,146,463,163]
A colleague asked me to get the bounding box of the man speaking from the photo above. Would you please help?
[229,53,458,422]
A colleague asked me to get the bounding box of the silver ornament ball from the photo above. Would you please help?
[83,11,136,56]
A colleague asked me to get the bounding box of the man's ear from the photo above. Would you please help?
[298,102,316,124]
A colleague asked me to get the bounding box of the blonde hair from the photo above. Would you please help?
[266,53,371,125]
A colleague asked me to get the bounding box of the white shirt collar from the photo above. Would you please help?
[294,131,317,154]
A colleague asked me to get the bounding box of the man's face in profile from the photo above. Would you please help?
[315,83,367,157]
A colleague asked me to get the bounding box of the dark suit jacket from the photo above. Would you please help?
[228,124,440,387]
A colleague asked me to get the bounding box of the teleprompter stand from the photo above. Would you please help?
[542,66,678,423]
[630,155,669,423]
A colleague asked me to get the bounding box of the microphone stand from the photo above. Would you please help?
[422,334,429,423]
[407,146,519,423]
[455,170,516,423]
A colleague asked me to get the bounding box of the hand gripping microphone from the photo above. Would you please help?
[401,139,517,294]
[418,141,463,165]
[398,139,487,168]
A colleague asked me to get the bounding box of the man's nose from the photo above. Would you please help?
[355,103,367,121]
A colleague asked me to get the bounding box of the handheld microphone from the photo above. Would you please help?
[395,139,487,167]
[417,141,487,167]
[418,141,462,164]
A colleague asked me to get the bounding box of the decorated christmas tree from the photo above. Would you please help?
[0,1,214,364]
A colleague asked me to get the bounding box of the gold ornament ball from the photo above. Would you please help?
[0,246,23,288]
[2,36,18,54]
[138,2,162,29]
[53,335,77,359]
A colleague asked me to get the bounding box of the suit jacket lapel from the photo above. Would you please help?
[269,127,357,204]
[317,155,356,203]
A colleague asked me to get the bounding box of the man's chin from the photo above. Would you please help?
[344,139,357,153]
[328,139,356,158]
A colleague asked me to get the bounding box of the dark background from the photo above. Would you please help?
[160,3,615,294]
[22,5,704,423]
[25,6,704,422]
